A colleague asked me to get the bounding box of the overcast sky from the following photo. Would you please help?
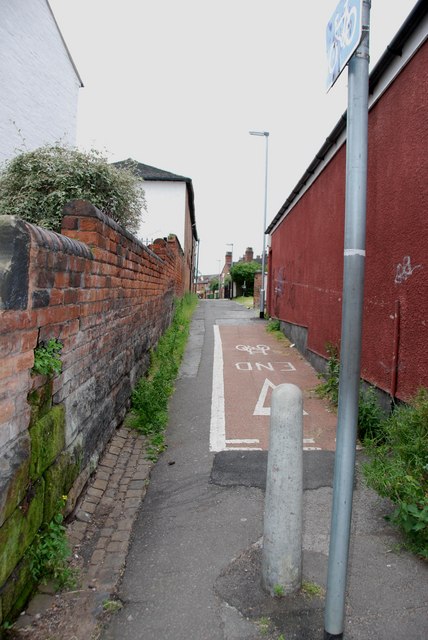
[49,0,417,275]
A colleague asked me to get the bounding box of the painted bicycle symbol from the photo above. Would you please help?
[327,0,358,76]
[236,344,270,356]
[326,0,362,89]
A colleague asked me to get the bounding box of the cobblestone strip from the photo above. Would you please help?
[13,427,153,635]
[68,426,153,595]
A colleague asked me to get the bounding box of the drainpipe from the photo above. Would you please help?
[390,299,400,401]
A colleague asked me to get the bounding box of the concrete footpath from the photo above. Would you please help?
[11,300,427,639]
[101,300,427,640]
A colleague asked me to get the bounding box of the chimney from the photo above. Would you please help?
[225,251,232,266]
[245,247,254,262]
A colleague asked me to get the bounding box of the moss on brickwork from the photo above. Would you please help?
[0,555,36,626]
[0,397,85,621]
[43,450,82,523]
[27,379,53,426]
[29,405,65,480]
[0,436,30,528]
[0,479,45,587]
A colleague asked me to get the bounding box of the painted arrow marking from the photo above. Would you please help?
[253,378,309,416]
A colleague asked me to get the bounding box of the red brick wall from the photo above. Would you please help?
[253,272,262,311]
[0,199,185,521]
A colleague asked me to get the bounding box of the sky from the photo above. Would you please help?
[49,0,418,275]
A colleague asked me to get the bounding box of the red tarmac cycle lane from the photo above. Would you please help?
[210,322,337,452]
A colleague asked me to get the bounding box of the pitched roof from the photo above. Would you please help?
[114,159,190,183]
[113,159,198,242]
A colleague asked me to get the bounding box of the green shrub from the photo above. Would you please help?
[0,145,145,233]
[363,389,428,557]
[32,338,63,377]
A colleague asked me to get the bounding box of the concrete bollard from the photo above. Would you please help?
[262,383,303,596]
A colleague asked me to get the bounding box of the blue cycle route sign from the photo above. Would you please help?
[326,0,363,90]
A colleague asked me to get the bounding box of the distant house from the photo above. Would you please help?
[220,247,263,299]
[0,0,83,163]
[266,0,428,403]
[114,160,199,293]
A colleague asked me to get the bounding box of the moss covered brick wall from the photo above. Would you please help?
[0,201,186,622]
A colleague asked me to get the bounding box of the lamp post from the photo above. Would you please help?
[217,259,221,300]
[249,130,269,318]
[226,243,234,299]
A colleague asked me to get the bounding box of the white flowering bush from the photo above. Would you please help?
[0,146,145,233]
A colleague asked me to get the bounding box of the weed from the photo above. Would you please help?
[267,318,281,332]
[357,385,386,441]
[146,432,167,461]
[26,496,77,590]
[301,580,325,597]
[363,389,428,558]
[315,342,340,406]
[102,599,123,613]
[128,293,198,460]
[315,343,386,440]
[265,317,288,344]
[257,616,271,635]
[273,583,285,598]
[32,338,63,377]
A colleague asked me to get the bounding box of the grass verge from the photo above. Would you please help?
[126,293,198,460]
[234,296,254,309]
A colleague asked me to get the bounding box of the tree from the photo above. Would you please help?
[229,261,260,295]
[209,277,219,292]
[0,145,146,234]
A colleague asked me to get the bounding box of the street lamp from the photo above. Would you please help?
[226,243,234,299]
[217,259,221,300]
[249,131,269,319]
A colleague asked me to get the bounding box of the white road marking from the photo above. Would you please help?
[210,325,226,452]
[254,379,309,416]
[226,447,264,451]
[253,378,276,415]
[209,328,321,453]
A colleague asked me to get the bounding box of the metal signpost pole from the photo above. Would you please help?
[249,131,269,318]
[324,1,371,638]
[260,132,269,319]
[226,243,234,298]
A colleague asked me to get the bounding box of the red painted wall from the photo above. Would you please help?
[268,40,428,402]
